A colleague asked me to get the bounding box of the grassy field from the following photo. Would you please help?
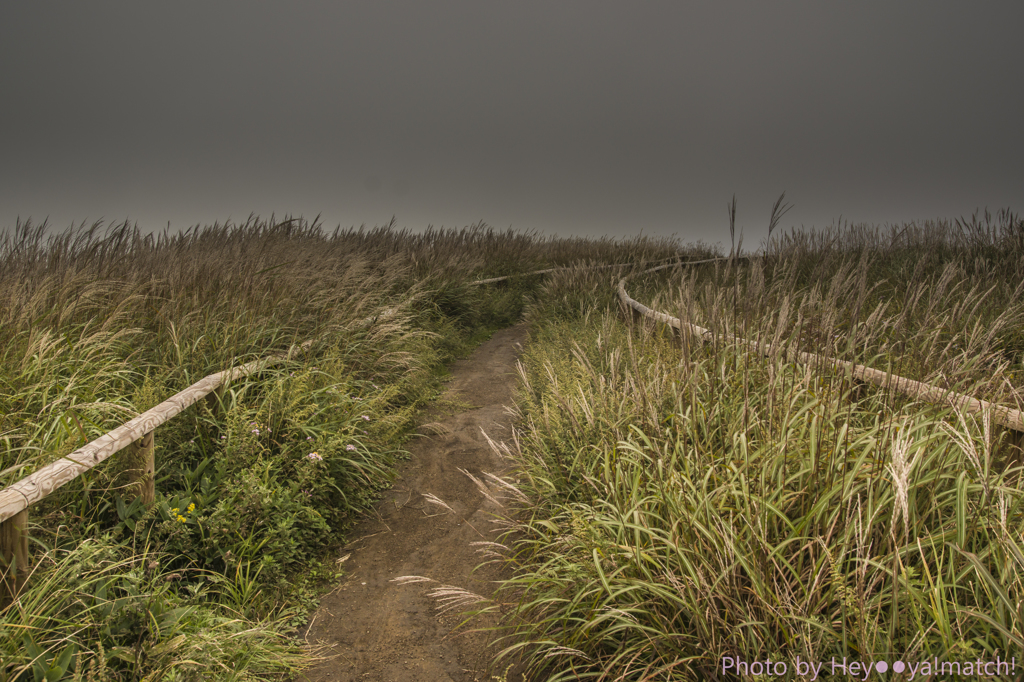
[2,210,1022,680]
[0,216,680,680]
[484,209,1024,680]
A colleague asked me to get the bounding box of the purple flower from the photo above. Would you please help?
[307,452,323,462]
[361,415,370,421]
[346,444,356,451]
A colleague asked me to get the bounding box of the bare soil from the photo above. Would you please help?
[300,324,531,682]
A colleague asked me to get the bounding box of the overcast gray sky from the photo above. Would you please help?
[2,1,1022,248]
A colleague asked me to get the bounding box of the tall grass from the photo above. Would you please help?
[0,215,684,679]
[0,216,686,485]
[489,212,1024,680]
[10,208,1020,679]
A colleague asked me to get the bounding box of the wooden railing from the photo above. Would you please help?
[466,258,681,286]
[470,266,583,286]
[616,257,1024,433]
[0,341,312,597]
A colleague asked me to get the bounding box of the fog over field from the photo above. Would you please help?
[2,1,1022,245]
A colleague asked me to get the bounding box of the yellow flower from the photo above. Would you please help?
[177,515,187,523]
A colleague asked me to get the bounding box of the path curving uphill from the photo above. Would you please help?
[301,325,529,682]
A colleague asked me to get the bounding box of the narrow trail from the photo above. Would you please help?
[301,324,530,682]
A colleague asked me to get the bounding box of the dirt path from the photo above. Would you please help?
[301,324,530,682]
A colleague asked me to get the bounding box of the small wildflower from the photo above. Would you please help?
[189,439,194,444]
[221,435,227,440]
[346,444,357,451]
[307,435,314,440]
[171,507,179,514]
[307,452,323,461]
[251,429,260,434]
[187,503,195,513]
[177,515,187,523]
[361,415,370,421]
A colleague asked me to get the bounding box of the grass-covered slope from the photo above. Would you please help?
[492,211,1024,680]
[0,216,680,681]
[6,209,1022,681]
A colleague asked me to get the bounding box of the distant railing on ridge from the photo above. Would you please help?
[467,256,685,286]
[0,340,312,597]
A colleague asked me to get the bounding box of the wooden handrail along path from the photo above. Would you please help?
[0,341,312,597]
[616,257,1024,433]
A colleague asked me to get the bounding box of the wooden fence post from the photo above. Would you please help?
[995,424,1023,466]
[123,431,155,506]
[205,381,227,420]
[847,372,867,403]
[0,509,29,602]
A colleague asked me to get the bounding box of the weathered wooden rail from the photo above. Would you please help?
[616,257,1024,433]
[467,257,682,286]
[0,341,312,598]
